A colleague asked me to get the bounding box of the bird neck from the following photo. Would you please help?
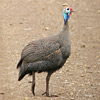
[63,20,69,31]
[61,20,70,45]
[59,20,70,40]
[61,20,69,39]
[60,20,71,58]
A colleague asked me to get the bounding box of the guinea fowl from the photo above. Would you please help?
[17,6,73,96]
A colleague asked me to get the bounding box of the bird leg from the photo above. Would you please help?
[31,72,35,96]
[42,72,53,97]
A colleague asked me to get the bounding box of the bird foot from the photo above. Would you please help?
[42,92,58,97]
[42,92,49,97]
[32,92,35,96]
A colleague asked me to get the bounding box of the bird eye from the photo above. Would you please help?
[67,8,69,10]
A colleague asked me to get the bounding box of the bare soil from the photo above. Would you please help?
[0,0,100,100]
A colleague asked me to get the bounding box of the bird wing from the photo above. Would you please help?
[21,37,61,63]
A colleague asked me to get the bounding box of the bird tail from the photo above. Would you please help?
[17,59,22,68]
[18,63,35,81]
[18,63,37,81]
[18,61,54,81]
[18,64,29,81]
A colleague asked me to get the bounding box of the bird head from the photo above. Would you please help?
[63,7,74,24]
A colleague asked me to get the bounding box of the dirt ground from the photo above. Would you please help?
[0,0,100,100]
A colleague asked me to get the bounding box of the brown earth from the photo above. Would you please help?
[0,0,100,100]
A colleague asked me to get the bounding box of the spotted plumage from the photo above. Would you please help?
[17,6,73,97]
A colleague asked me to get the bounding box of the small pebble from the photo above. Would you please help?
[24,97,29,100]
[0,92,5,95]
[59,92,63,95]
[67,84,72,86]
[24,28,32,31]
[81,74,85,77]
[71,97,74,100]
[70,92,73,96]
[92,86,97,89]
[86,26,93,29]
[19,22,23,24]
[85,94,93,97]
[98,10,100,14]
[63,80,69,84]
[97,71,100,73]
[59,71,62,74]
[28,81,32,83]
[66,69,69,72]
[81,45,85,48]
[9,24,12,26]
[86,65,91,68]
[98,83,100,86]
[44,27,50,30]
[61,96,65,99]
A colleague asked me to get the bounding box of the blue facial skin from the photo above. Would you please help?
[63,8,71,24]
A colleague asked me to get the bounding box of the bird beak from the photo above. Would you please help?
[70,7,75,13]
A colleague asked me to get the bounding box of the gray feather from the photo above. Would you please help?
[17,20,71,81]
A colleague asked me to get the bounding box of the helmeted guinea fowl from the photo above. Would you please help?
[17,5,73,97]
